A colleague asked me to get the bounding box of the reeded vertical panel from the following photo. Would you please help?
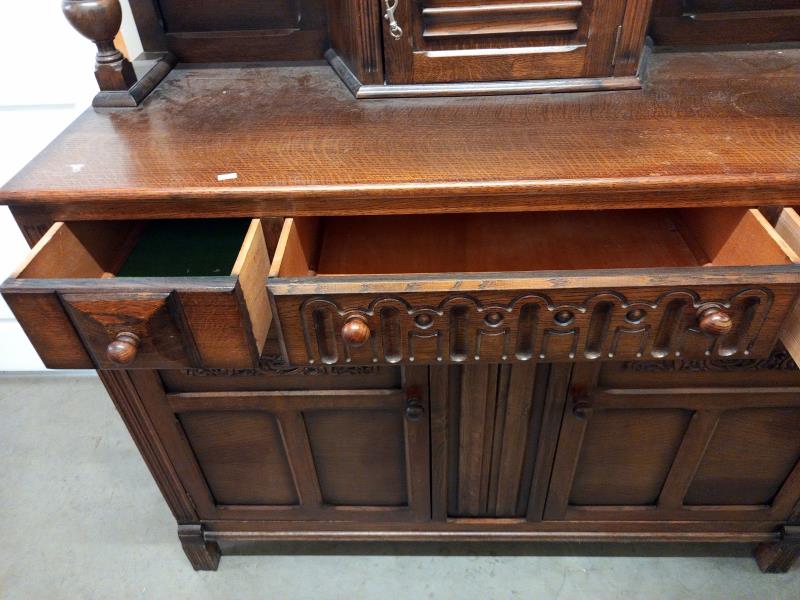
[326,0,384,83]
[448,363,545,517]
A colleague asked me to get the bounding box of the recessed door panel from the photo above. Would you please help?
[155,369,431,521]
[685,408,800,506]
[569,408,692,506]
[545,364,800,521]
[305,409,409,506]
[180,411,298,506]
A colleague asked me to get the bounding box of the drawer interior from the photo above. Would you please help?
[273,208,798,277]
[6,218,271,369]
[15,219,254,280]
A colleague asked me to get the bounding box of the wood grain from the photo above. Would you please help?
[651,0,800,45]
[232,219,271,357]
[545,362,800,523]
[4,49,800,217]
[382,0,634,85]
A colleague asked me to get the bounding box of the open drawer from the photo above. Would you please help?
[772,207,800,366]
[1,219,270,369]
[269,208,800,366]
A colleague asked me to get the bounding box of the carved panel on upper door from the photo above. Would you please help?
[381,0,630,84]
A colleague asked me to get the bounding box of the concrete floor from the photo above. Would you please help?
[1,375,798,600]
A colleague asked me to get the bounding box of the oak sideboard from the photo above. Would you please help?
[2,0,800,573]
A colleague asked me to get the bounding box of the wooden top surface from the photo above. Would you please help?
[3,47,800,219]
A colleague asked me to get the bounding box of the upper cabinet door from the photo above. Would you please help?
[381,0,629,84]
[650,0,800,45]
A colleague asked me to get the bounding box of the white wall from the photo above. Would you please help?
[0,1,141,370]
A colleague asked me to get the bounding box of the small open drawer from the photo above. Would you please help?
[772,207,800,366]
[268,208,800,366]
[1,219,270,369]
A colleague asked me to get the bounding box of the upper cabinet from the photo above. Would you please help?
[327,0,653,98]
[650,0,800,45]
[130,0,329,62]
[383,0,627,84]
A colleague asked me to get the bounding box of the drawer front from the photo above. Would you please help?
[269,210,800,367]
[1,219,270,370]
[270,281,799,366]
[62,292,190,369]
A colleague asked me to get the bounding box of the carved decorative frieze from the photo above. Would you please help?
[274,287,783,366]
[623,349,798,373]
[181,355,382,377]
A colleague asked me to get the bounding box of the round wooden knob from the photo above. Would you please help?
[405,398,424,421]
[572,397,593,420]
[107,332,140,364]
[697,306,734,336]
[341,317,370,346]
[62,0,122,43]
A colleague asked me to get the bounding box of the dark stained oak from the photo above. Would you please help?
[545,361,800,523]
[150,373,431,522]
[340,317,371,347]
[756,526,800,573]
[141,0,328,63]
[62,0,176,107]
[106,331,140,364]
[651,0,800,46]
[8,3,800,575]
[178,524,220,571]
[326,0,652,97]
[62,0,136,91]
[696,306,734,336]
[4,49,800,218]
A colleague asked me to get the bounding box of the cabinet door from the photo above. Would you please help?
[382,0,628,84]
[545,364,800,521]
[651,0,800,45]
[147,370,430,521]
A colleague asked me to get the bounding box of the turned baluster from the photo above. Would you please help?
[62,0,137,92]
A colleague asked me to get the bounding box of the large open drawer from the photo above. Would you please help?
[1,219,270,369]
[268,208,800,366]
